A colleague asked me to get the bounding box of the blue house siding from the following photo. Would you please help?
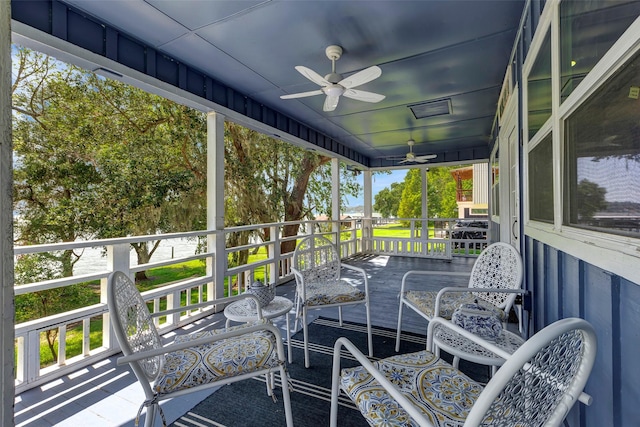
[526,236,640,427]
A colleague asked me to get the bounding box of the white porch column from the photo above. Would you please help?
[331,158,340,241]
[207,112,226,300]
[363,170,373,252]
[421,168,428,238]
[0,1,14,424]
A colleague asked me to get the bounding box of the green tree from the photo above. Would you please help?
[374,182,404,218]
[427,167,459,219]
[577,179,607,220]
[12,47,207,281]
[394,167,459,225]
[397,169,423,223]
[224,123,361,263]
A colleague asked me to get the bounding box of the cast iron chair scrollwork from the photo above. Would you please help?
[331,316,596,427]
[292,235,372,368]
[107,271,294,427]
[396,242,524,352]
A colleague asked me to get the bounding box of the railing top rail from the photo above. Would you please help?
[14,229,215,254]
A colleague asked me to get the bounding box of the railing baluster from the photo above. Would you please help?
[58,325,67,365]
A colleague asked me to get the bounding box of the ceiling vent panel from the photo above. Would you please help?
[409,99,452,119]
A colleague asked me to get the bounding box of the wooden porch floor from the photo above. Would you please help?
[14,254,477,427]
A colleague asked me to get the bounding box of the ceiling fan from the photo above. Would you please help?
[280,45,385,112]
[398,139,437,164]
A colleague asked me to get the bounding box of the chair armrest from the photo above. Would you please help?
[330,337,436,427]
[341,263,369,292]
[434,287,527,316]
[399,270,471,294]
[117,322,281,366]
[426,317,592,406]
[149,293,264,320]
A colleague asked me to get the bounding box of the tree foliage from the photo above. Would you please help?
[374,182,405,218]
[12,48,207,281]
[12,46,361,287]
[577,179,607,220]
[390,167,460,224]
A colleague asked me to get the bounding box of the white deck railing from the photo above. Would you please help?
[13,217,487,393]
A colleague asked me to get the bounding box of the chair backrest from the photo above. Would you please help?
[466,317,597,426]
[468,242,523,310]
[107,271,163,382]
[292,236,341,286]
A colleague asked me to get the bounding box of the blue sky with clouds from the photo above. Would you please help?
[345,169,407,208]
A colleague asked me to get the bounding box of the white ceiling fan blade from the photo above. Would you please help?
[280,89,324,99]
[343,89,385,103]
[295,66,330,86]
[339,66,382,89]
[415,154,437,161]
[323,94,340,112]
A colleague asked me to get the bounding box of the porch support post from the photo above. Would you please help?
[363,170,373,253]
[331,158,340,243]
[207,111,226,301]
[0,1,15,424]
[421,168,428,239]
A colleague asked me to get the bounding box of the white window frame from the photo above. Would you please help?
[524,0,640,283]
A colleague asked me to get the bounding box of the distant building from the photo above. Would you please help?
[450,164,490,219]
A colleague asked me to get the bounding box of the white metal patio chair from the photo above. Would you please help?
[107,271,294,427]
[331,316,596,427]
[291,235,372,368]
[396,241,524,352]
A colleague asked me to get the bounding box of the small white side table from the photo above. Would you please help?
[224,295,293,363]
[432,323,525,376]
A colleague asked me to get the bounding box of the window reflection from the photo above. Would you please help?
[528,30,552,140]
[529,134,554,223]
[560,0,640,102]
[564,49,640,237]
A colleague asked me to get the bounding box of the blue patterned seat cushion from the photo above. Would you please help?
[340,350,483,427]
[153,322,280,395]
[404,290,507,321]
[303,281,366,307]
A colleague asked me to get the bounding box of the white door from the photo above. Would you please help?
[499,90,520,248]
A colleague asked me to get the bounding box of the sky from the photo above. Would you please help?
[345,169,407,208]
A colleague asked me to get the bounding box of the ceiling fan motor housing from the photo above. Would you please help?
[324,72,342,84]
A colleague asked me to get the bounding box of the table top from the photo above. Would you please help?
[433,323,525,366]
[224,295,293,322]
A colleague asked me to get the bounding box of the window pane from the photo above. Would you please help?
[564,50,640,237]
[529,134,554,223]
[528,30,552,139]
[560,0,640,102]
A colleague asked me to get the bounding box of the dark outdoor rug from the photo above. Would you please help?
[170,317,490,427]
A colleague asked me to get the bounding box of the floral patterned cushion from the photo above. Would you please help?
[340,350,483,427]
[404,290,507,321]
[302,281,366,307]
[153,322,280,395]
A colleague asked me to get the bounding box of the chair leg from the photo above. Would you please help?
[453,355,460,369]
[279,365,294,427]
[266,372,274,396]
[365,301,373,357]
[395,300,404,352]
[293,293,301,331]
[303,306,310,368]
[338,306,343,326]
[144,404,157,427]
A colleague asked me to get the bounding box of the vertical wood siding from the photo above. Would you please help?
[526,237,640,427]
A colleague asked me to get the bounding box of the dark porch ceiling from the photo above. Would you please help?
[11,0,525,169]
